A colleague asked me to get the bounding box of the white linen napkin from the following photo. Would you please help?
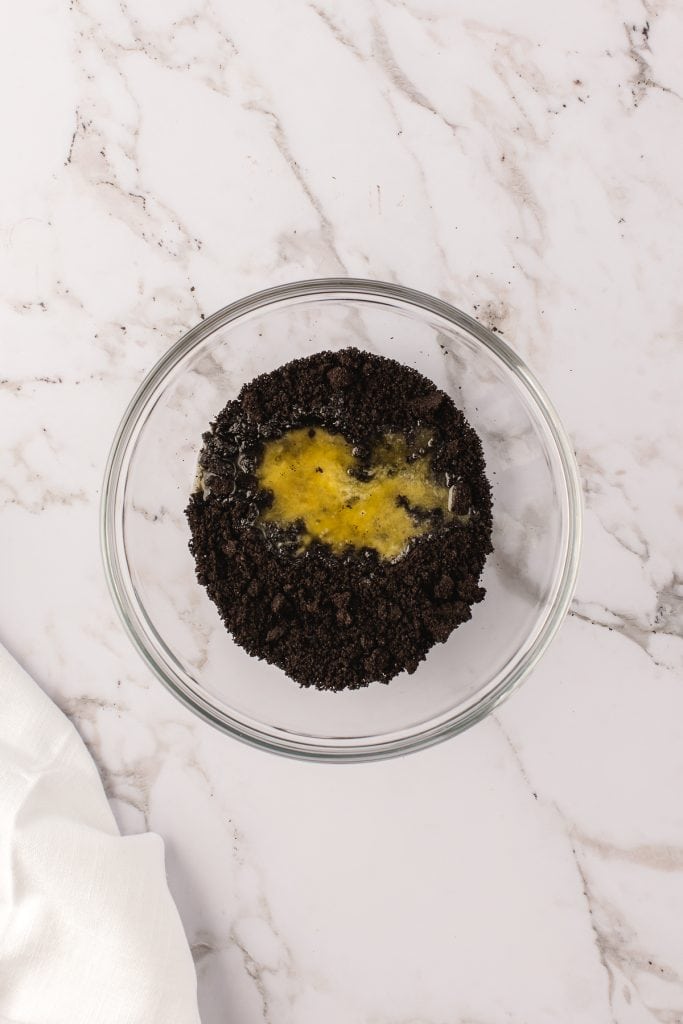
[0,642,201,1024]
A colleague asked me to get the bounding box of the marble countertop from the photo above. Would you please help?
[2,1,683,1021]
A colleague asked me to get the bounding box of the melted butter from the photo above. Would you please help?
[256,427,452,560]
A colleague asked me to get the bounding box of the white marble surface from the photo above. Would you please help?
[2,0,683,1020]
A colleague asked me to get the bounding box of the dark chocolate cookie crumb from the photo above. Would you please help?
[186,348,493,690]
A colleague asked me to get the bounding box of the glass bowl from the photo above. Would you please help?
[101,279,582,762]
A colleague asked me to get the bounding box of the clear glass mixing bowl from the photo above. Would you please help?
[101,279,582,761]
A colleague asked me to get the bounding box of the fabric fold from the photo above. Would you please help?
[0,643,201,1024]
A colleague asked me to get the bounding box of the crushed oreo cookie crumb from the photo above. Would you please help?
[186,348,493,690]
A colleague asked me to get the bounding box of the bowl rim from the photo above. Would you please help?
[100,277,583,762]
